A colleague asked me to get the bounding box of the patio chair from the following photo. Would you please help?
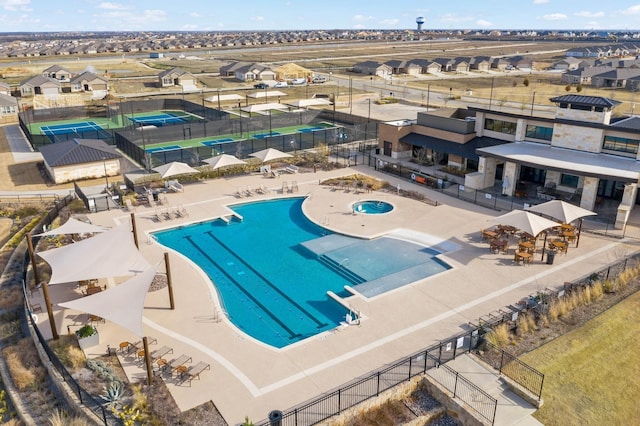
[182,361,211,386]
[235,187,245,198]
[290,181,298,193]
[281,181,289,193]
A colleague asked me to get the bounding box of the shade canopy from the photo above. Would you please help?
[203,154,247,170]
[38,222,150,285]
[527,200,597,224]
[488,210,559,237]
[249,148,292,163]
[58,264,158,337]
[37,217,108,236]
[152,161,199,179]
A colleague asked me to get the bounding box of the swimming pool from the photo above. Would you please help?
[352,200,394,214]
[153,198,450,348]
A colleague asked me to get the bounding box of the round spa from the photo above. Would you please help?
[352,200,394,214]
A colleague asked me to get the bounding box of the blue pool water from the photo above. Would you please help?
[153,198,450,348]
[353,200,394,214]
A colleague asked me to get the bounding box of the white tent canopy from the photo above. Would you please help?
[152,161,199,179]
[204,93,244,103]
[248,91,287,99]
[37,217,109,236]
[58,264,158,337]
[240,103,289,113]
[488,210,559,237]
[203,154,246,170]
[527,200,596,224]
[285,99,332,108]
[249,148,293,163]
[38,222,150,285]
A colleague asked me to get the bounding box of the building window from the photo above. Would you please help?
[525,125,553,141]
[603,135,640,155]
[560,174,579,188]
[484,118,516,135]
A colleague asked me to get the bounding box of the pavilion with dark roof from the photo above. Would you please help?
[39,138,121,184]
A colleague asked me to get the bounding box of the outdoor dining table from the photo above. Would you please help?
[490,239,508,253]
[518,241,535,253]
[514,251,533,264]
[482,229,499,241]
[550,240,568,253]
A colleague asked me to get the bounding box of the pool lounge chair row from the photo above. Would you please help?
[153,206,188,221]
[236,185,269,198]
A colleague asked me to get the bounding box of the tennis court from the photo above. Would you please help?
[40,121,113,142]
[143,122,339,153]
[127,111,202,127]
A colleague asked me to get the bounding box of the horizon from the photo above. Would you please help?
[0,0,639,33]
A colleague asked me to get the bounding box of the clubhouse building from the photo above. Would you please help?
[378,95,640,228]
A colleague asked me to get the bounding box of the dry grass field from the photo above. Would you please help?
[519,290,640,425]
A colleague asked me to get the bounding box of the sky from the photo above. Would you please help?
[0,0,639,32]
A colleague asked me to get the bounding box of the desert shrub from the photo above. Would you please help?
[4,338,46,390]
[67,199,88,214]
[485,323,511,348]
[602,278,617,293]
[49,336,86,370]
[516,312,537,335]
[0,286,23,310]
[48,409,90,426]
[590,280,604,300]
[86,359,120,384]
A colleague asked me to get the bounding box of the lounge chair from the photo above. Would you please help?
[290,181,298,193]
[182,361,211,386]
[281,181,289,193]
[150,345,173,361]
[284,165,299,174]
[167,180,184,193]
[235,187,245,198]
[169,354,192,374]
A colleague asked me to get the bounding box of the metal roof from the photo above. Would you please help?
[400,134,504,161]
[477,141,640,182]
[39,139,121,167]
[549,95,621,108]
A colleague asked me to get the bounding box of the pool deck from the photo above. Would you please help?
[32,165,640,424]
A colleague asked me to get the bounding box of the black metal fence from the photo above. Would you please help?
[367,154,635,239]
[255,331,498,426]
[19,194,121,425]
[479,342,544,401]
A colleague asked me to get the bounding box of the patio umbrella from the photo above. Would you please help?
[527,200,596,247]
[249,148,292,163]
[37,217,108,236]
[489,210,560,261]
[152,161,200,179]
[203,154,247,170]
[488,210,559,238]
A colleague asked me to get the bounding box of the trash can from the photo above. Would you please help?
[152,191,159,202]
[268,410,283,426]
[546,251,556,265]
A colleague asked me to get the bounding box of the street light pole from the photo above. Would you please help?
[103,158,109,191]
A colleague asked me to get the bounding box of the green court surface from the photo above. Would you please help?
[27,110,202,136]
[144,122,337,153]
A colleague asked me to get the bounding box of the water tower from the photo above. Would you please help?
[416,16,425,31]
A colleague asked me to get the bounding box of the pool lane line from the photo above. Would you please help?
[184,234,302,341]
[203,230,329,329]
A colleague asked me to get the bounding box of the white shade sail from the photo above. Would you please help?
[488,210,559,237]
[37,217,109,236]
[38,222,150,285]
[58,264,158,337]
[527,200,596,224]
[249,148,293,163]
[152,161,199,179]
[203,154,247,170]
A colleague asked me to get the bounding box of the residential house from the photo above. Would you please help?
[0,82,10,96]
[19,75,61,98]
[38,138,121,184]
[70,71,109,99]
[42,65,73,82]
[353,61,393,78]
[591,68,640,88]
[469,57,491,72]
[0,93,18,123]
[560,66,613,85]
[383,60,421,76]
[552,57,583,71]
[157,67,197,89]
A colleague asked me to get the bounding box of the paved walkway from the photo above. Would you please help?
[29,165,640,424]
